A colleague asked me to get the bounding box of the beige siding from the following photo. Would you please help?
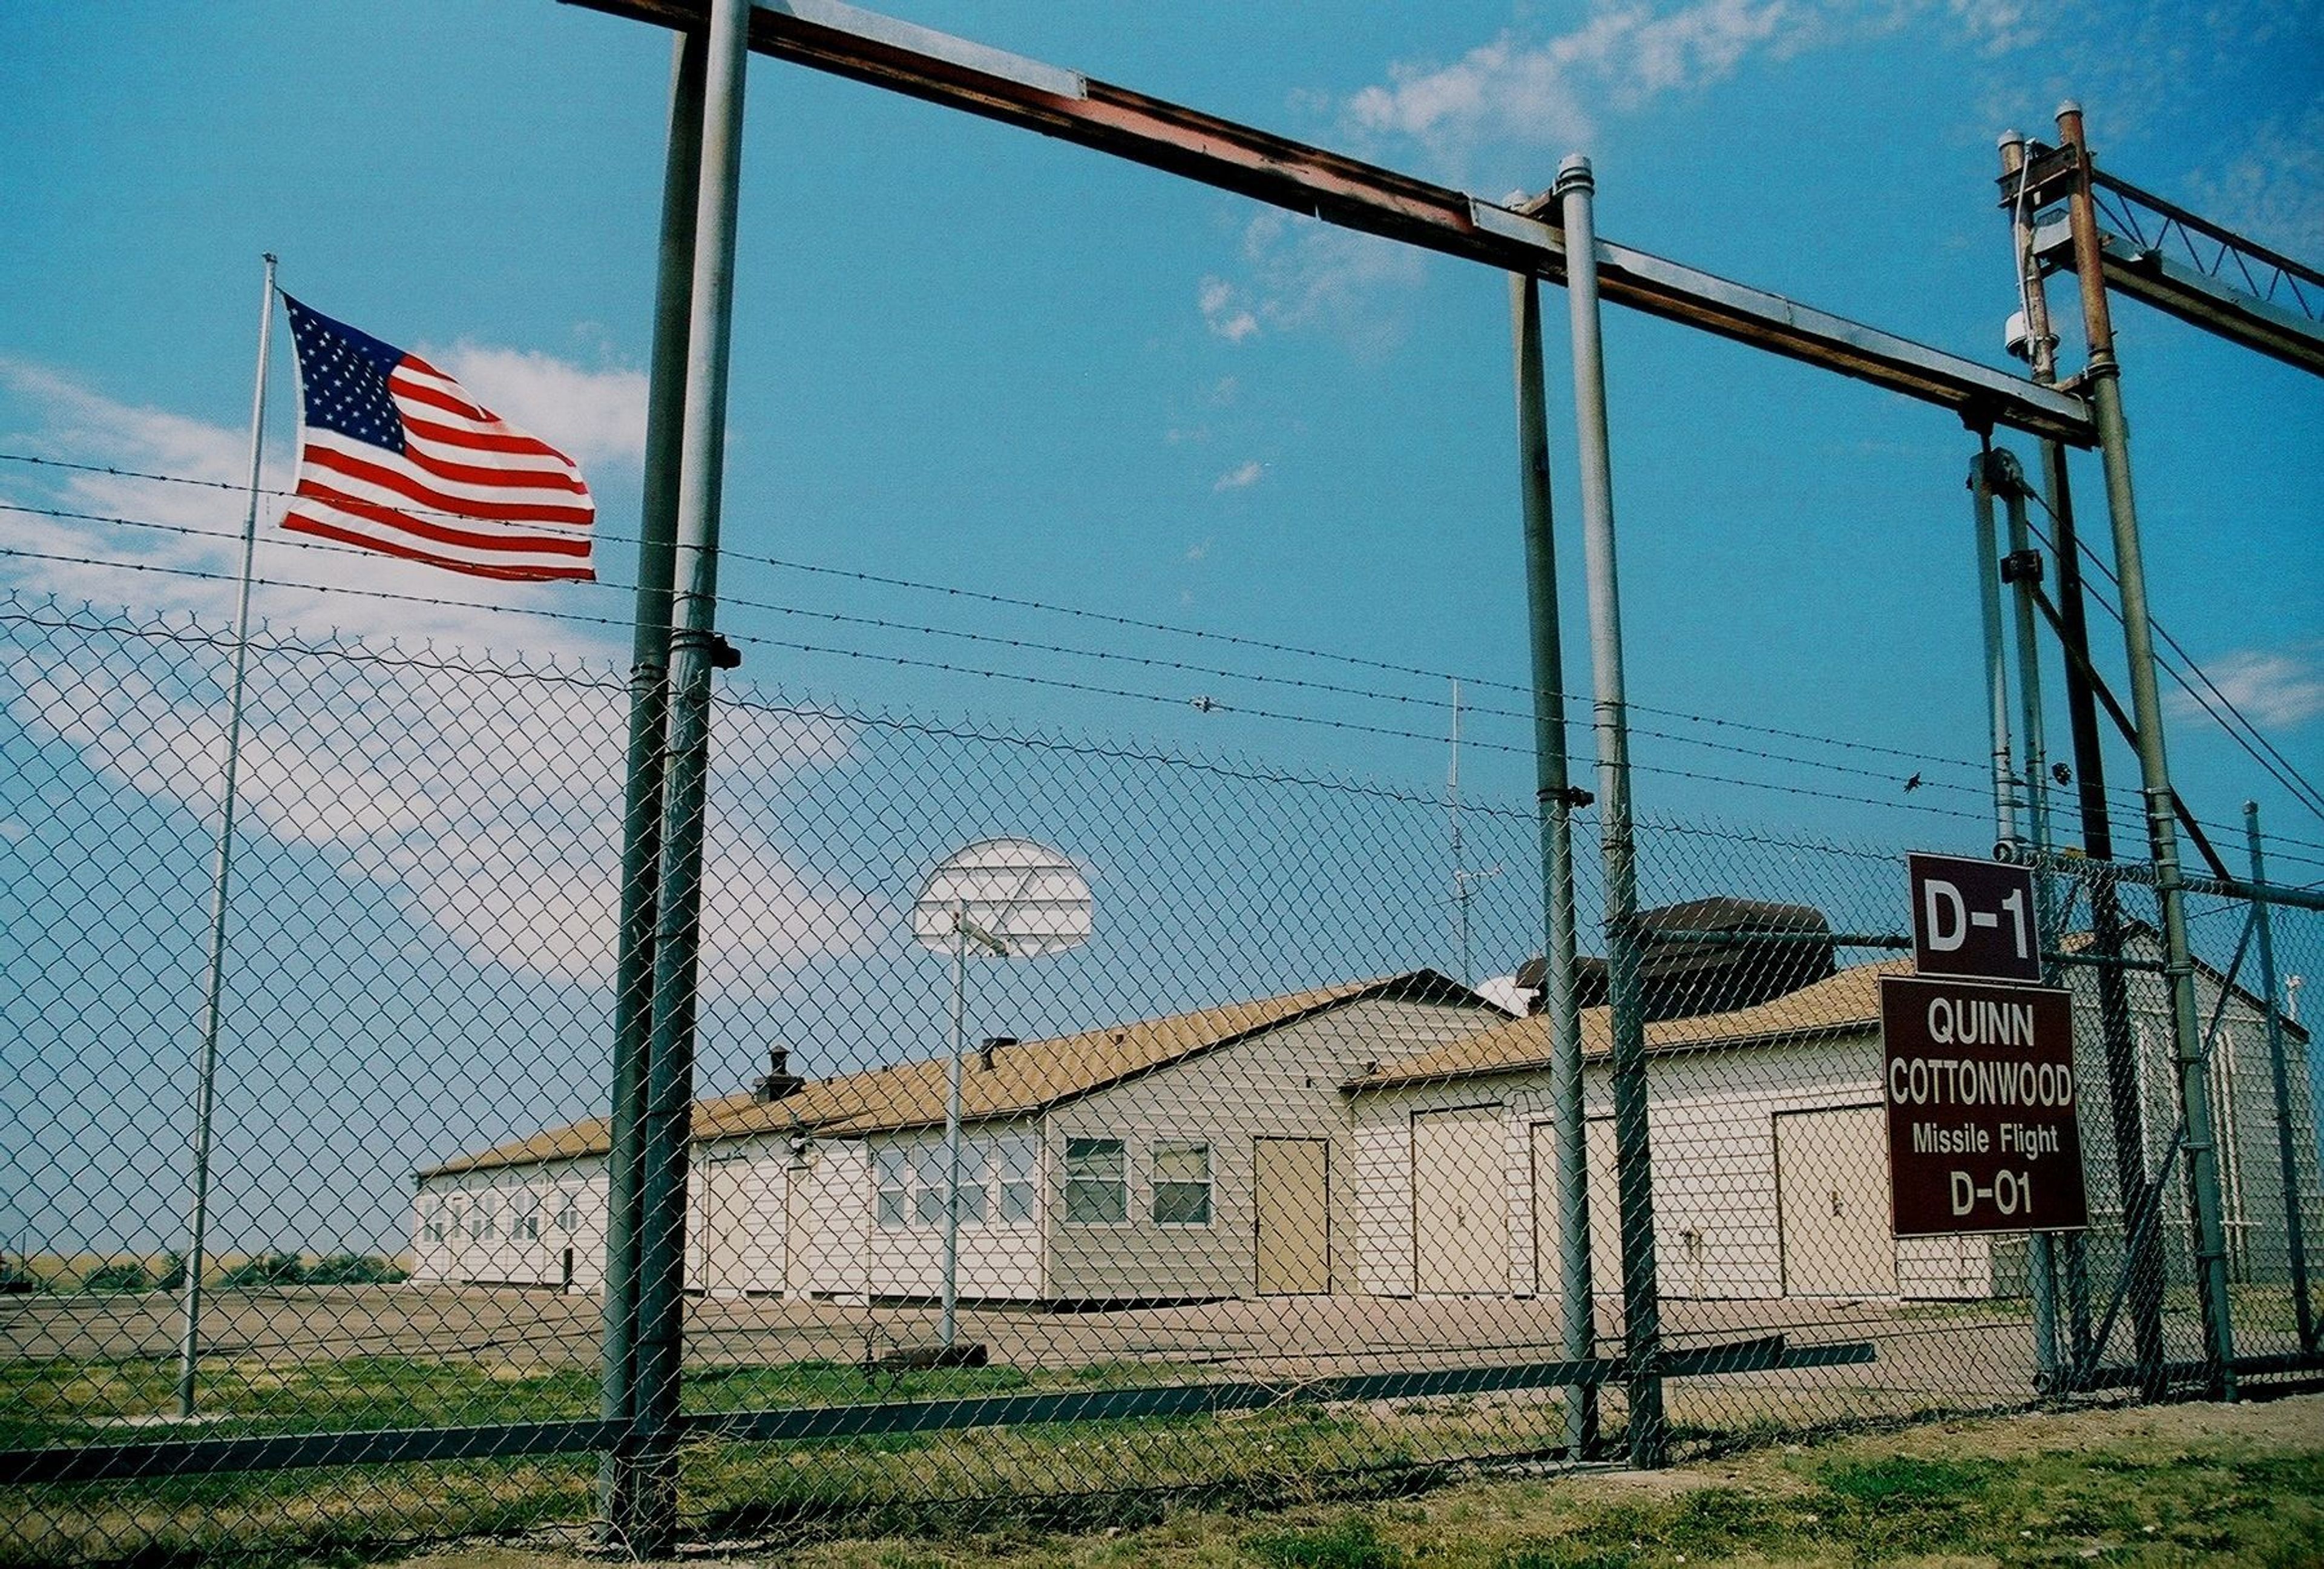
[1354,1033,1966,1302]
[1049,996,1495,1301]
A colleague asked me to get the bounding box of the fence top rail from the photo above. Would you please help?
[562,0,2093,447]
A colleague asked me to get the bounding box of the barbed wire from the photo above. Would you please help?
[2015,487,2324,821]
[3,450,2082,789]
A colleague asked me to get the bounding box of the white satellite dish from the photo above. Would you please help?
[909,837,1091,1351]
[911,837,1092,958]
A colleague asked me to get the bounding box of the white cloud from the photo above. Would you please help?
[2187,99,2324,263]
[1343,1,1801,171]
[423,342,648,472]
[1232,212,1428,354]
[1198,275,1260,342]
[4,631,875,986]
[1213,459,1264,492]
[2175,643,2324,732]
[1184,538,1212,561]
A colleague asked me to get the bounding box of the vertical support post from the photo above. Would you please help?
[628,0,752,1549]
[2000,128,2165,1396]
[2245,803,2317,1354]
[940,907,967,1348]
[178,251,277,1420]
[1971,449,2056,1379]
[1999,460,2068,1379]
[1510,271,1597,1458]
[1556,154,1663,1467]
[1968,453,2018,851]
[600,29,704,1535]
[2056,100,2237,1400]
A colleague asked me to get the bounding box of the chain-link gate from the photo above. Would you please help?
[4,593,2319,1564]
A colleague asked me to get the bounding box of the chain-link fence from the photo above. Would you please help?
[4,593,2319,1564]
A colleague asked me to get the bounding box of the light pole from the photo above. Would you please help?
[912,839,1091,1351]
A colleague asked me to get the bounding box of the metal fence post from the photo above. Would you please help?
[599,27,704,1539]
[1556,154,1664,1467]
[1969,450,2058,1378]
[2245,802,2318,1354]
[2000,126,2164,1393]
[1510,271,1597,1458]
[628,0,752,1550]
[1997,453,2073,1378]
[2056,100,2237,1399]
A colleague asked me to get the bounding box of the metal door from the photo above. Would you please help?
[1775,1106,1898,1297]
[1255,1137,1330,1295]
[1413,1106,1507,1294]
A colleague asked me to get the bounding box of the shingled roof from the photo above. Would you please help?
[422,969,1480,1179]
[1346,956,1914,1090]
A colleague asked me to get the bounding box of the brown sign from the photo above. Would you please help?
[1907,852,2042,984]
[1881,974,2087,1237]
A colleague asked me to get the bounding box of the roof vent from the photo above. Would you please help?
[753,1046,805,1102]
[979,1035,1017,1070]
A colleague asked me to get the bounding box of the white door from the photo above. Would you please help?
[1775,1107,1898,1297]
[1413,1106,1508,1294]
[696,1154,787,1298]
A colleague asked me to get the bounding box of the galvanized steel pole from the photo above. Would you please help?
[2056,100,2237,1398]
[599,27,703,1536]
[1999,127,2164,1396]
[1510,271,1597,1458]
[177,251,277,1421]
[1969,454,2018,851]
[2245,803,2317,1353]
[628,0,752,1548]
[1999,456,2070,1379]
[1970,449,2056,1380]
[940,909,967,1348]
[1557,154,1664,1467]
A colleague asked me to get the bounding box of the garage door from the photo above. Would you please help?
[1414,1106,1508,1295]
[1775,1107,1897,1297]
[1255,1137,1331,1295]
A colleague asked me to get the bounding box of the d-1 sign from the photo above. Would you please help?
[1908,852,2042,984]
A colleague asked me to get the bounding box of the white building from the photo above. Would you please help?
[1345,942,2319,1304]
[412,972,1501,1304]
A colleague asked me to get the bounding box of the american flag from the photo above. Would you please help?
[281,295,595,582]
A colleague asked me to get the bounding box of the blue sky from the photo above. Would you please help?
[1,0,2317,844]
[1,1,2320,1255]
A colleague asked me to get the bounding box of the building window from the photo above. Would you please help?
[1151,1140,1212,1226]
[446,1196,466,1242]
[954,1136,991,1226]
[420,1197,443,1244]
[911,1143,949,1227]
[474,1191,497,1240]
[997,1131,1040,1225]
[876,1147,910,1230]
[514,1188,542,1242]
[1063,1137,1127,1224]
[554,1188,580,1237]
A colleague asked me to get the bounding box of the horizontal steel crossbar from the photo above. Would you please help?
[562,0,2092,446]
[0,1336,1874,1487]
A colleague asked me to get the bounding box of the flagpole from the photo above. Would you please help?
[177,252,277,1419]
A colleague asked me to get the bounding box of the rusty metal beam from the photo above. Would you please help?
[564,0,2094,446]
